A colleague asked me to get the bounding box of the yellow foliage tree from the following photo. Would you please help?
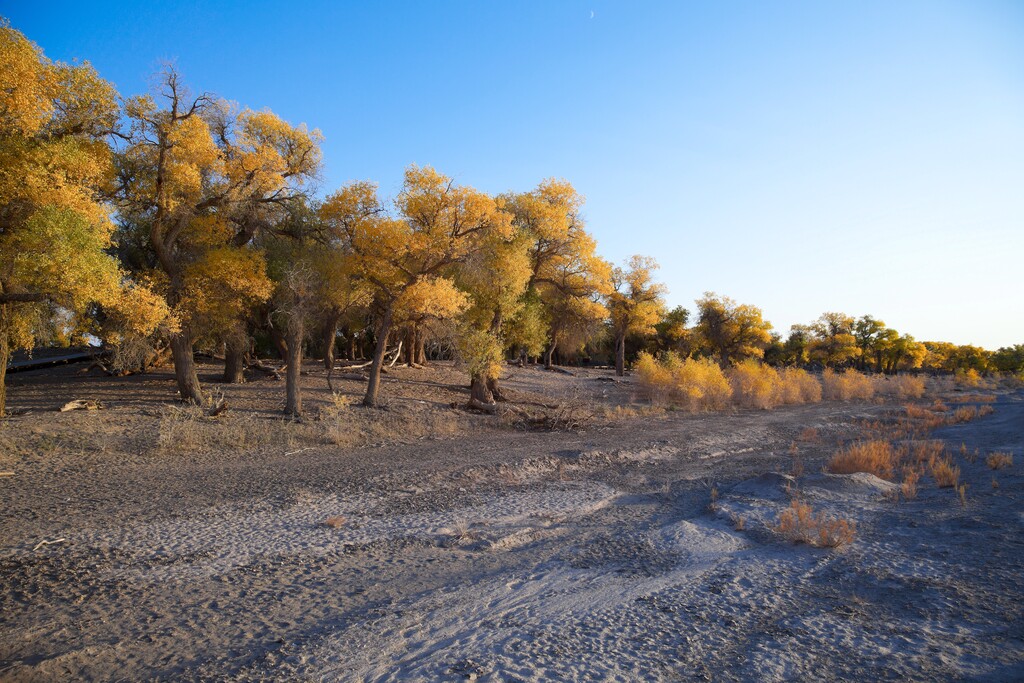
[608,255,667,376]
[0,24,167,415]
[320,166,513,406]
[808,312,861,367]
[694,292,772,366]
[504,179,612,367]
[117,67,321,403]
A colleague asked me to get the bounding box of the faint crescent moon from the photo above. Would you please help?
[590,10,595,19]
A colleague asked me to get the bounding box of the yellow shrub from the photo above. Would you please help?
[671,357,732,411]
[930,457,960,488]
[827,440,902,480]
[822,369,875,401]
[636,352,731,411]
[776,499,856,548]
[875,374,926,399]
[777,367,822,404]
[635,352,674,404]
[986,452,1013,470]
[728,360,780,409]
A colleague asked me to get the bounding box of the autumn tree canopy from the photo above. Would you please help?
[608,255,666,377]
[0,24,166,415]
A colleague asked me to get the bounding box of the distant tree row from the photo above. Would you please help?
[1,23,1020,418]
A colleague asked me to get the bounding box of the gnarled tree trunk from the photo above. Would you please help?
[285,320,304,417]
[169,329,204,404]
[223,333,247,384]
[363,304,394,407]
[615,332,626,377]
[0,304,9,417]
[321,312,341,371]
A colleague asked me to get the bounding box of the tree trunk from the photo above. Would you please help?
[363,304,394,407]
[170,329,204,404]
[285,320,304,417]
[470,374,494,404]
[486,375,506,402]
[416,336,427,366]
[0,304,9,417]
[544,341,556,369]
[404,326,416,366]
[615,332,626,377]
[223,334,247,384]
[321,312,341,371]
[269,327,288,361]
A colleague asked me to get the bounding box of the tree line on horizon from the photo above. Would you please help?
[1,22,1021,418]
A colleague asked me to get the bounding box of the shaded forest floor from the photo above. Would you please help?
[1,361,1022,681]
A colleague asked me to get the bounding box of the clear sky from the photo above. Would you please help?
[5,0,1023,348]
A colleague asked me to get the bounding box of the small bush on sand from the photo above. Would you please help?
[952,405,994,423]
[930,457,960,488]
[874,374,926,400]
[900,468,921,500]
[955,368,983,388]
[828,440,903,480]
[776,499,856,548]
[728,360,780,409]
[636,352,731,411]
[986,452,1013,470]
[822,369,875,402]
[777,367,822,404]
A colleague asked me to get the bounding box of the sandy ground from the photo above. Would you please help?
[0,362,1022,681]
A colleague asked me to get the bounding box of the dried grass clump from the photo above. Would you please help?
[728,360,781,410]
[827,440,904,480]
[900,468,921,500]
[955,369,983,388]
[775,499,856,548]
[157,405,303,454]
[930,457,960,488]
[951,405,994,423]
[951,393,996,404]
[874,374,926,400]
[635,352,731,411]
[822,369,875,402]
[777,367,822,404]
[986,452,1013,470]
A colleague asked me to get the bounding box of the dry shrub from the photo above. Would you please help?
[157,405,302,454]
[776,499,856,548]
[798,427,819,443]
[827,440,903,480]
[822,369,875,402]
[777,367,822,404]
[908,439,946,465]
[951,393,996,404]
[986,452,1013,470]
[955,369,983,388]
[900,468,921,500]
[930,457,960,488]
[636,352,731,411]
[951,405,996,423]
[957,483,969,507]
[728,360,781,409]
[874,375,926,400]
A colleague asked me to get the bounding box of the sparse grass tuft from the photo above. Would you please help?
[775,499,856,548]
[900,468,921,500]
[930,457,960,488]
[986,452,1013,470]
[827,440,902,480]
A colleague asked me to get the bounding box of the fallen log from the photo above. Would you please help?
[247,360,283,380]
[59,399,102,412]
[467,398,498,414]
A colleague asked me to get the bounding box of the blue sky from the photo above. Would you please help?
[5,0,1023,348]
